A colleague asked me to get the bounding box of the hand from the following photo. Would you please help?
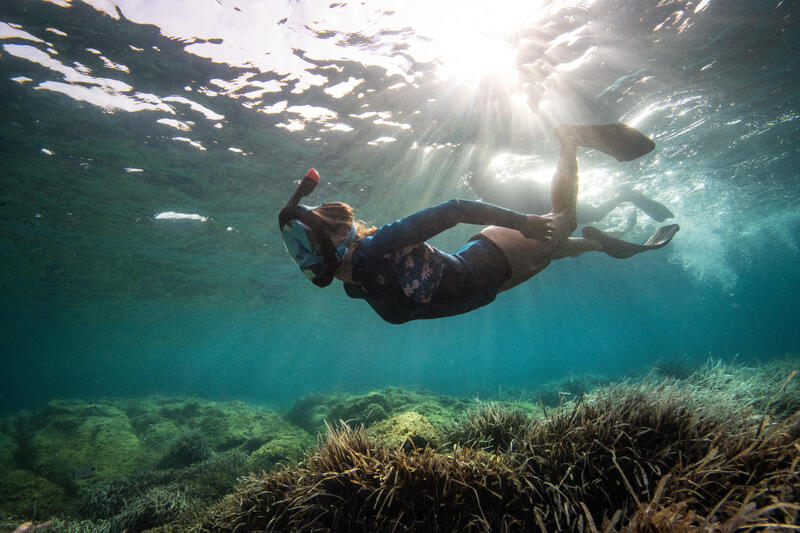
[520,214,555,241]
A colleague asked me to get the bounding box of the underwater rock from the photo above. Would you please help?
[70,465,98,480]
[156,429,214,470]
[285,392,387,434]
[0,469,67,520]
[0,432,17,478]
[244,435,308,473]
[177,451,250,502]
[369,411,442,450]
[0,395,314,523]
[26,400,146,486]
[284,397,331,436]
[121,396,314,466]
[329,393,390,427]
[130,397,309,453]
[131,417,182,460]
[286,386,470,436]
[83,450,252,509]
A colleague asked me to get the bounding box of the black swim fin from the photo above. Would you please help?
[618,188,674,222]
[555,123,655,162]
[582,224,679,259]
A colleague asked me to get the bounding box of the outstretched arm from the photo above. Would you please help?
[369,199,551,254]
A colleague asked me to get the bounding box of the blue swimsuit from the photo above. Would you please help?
[344,199,526,324]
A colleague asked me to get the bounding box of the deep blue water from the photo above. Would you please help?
[1,0,799,415]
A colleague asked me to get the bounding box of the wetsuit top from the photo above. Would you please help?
[343,199,526,324]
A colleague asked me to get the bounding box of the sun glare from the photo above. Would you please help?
[426,1,547,83]
[435,33,519,83]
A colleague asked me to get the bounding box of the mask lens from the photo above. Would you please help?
[281,220,324,276]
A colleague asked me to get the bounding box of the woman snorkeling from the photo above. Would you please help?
[279,124,679,324]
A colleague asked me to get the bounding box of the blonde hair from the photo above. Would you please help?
[311,202,376,240]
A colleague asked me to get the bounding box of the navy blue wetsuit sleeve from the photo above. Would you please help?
[368,199,528,255]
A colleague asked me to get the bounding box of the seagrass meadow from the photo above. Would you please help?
[1,358,798,532]
[199,376,800,532]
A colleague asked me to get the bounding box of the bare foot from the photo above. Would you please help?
[553,124,578,146]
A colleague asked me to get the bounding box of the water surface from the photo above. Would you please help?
[1,0,798,413]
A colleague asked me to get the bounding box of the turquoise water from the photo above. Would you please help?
[1,0,798,414]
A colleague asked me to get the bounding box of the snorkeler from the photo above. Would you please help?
[468,147,675,225]
[279,124,679,324]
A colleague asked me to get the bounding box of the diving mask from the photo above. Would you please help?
[280,217,356,282]
[277,168,355,287]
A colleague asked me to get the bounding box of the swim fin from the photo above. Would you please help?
[555,123,655,162]
[582,224,679,259]
[618,188,674,222]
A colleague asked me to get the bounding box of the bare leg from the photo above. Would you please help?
[479,134,581,291]
[548,132,579,243]
[551,237,602,259]
[478,123,668,291]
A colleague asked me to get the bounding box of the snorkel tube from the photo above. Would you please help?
[278,168,342,288]
[278,168,321,231]
[286,168,320,212]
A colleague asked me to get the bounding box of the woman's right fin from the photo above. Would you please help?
[582,224,679,258]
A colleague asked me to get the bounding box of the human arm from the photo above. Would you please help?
[368,199,551,254]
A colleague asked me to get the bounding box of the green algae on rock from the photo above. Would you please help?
[244,435,309,473]
[156,430,215,470]
[118,397,313,456]
[23,400,148,486]
[0,432,17,479]
[0,396,314,526]
[0,469,67,520]
[286,386,470,436]
[369,411,442,450]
